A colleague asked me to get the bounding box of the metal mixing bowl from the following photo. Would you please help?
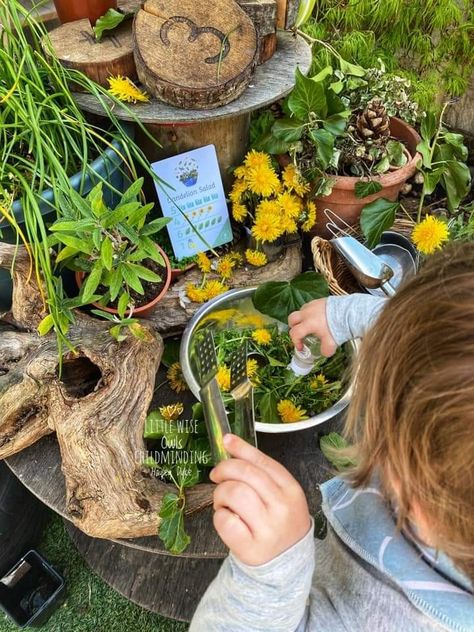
[180,287,358,433]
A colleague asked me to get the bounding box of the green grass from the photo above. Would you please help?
[0,515,188,632]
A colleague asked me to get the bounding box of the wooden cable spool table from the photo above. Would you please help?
[5,416,341,622]
[74,31,312,190]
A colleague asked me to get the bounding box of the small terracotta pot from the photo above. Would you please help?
[170,262,197,283]
[310,118,422,238]
[76,245,172,319]
[53,0,117,26]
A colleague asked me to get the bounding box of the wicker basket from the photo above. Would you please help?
[311,215,416,296]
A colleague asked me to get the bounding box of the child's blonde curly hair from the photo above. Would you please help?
[344,240,474,580]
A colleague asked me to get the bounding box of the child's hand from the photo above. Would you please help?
[288,298,337,356]
[210,434,311,566]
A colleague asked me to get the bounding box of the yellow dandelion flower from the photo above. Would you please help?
[167,362,188,393]
[196,251,212,273]
[234,165,249,180]
[301,201,317,232]
[252,328,272,345]
[216,365,231,391]
[246,358,259,378]
[277,399,308,423]
[235,312,266,328]
[229,252,243,265]
[107,76,149,103]
[282,164,310,196]
[246,165,280,198]
[245,249,268,267]
[310,374,328,390]
[256,198,280,217]
[412,215,449,255]
[277,191,303,219]
[232,202,248,223]
[229,178,247,204]
[216,254,237,280]
[252,213,283,243]
[280,214,298,235]
[159,403,184,421]
[186,283,207,303]
[202,308,237,325]
[244,150,272,170]
[203,280,229,300]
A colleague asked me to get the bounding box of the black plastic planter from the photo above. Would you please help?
[0,550,65,628]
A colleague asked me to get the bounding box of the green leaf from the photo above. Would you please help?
[162,338,181,368]
[93,8,127,41]
[253,272,329,323]
[295,0,317,28]
[117,222,139,244]
[421,112,437,141]
[354,180,383,199]
[311,65,333,83]
[104,202,141,228]
[257,134,292,155]
[308,128,335,170]
[100,237,113,271]
[129,263,161,283]
[81,260,104,302]
[117,291,130,318]
[158,493,191,555]
[416,139,432,168]
[88,183,107,217]
[360,198,399,249]
[144,410,167,439]
[140,217,171,236]
[121,177,144,204]
[386,140,407,167]
[288,67,327,120]
[329,80,344,94]
[37,313,54,336]
[55,245,80,264]
[322,113,349,136]
[423,167,445,195]
[50,219,95,232]
[258,392,279,423]
[441,161,472,211]
[109,324,127,342]
[339,58,366,77]
[272,118,305,142]
[319,432,357,471]
[122,264,144,294]
[128,203,155,228]
[109,266,123,302]
[55,234,93,255]
[176,463,200,488]
[90,309,118,322]
[374,156,391,174]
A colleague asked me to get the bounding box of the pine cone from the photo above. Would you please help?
[356,99,390,143]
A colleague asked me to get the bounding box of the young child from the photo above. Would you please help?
[190,241,474,632]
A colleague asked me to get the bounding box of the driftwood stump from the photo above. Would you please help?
[0,244,213,539]
[133,0,258,109]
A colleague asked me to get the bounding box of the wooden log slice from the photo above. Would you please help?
[45,18,136,87]
[133,0,258,109]
[237,0,278,64]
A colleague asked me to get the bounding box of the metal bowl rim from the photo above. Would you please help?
[180,287,358,433]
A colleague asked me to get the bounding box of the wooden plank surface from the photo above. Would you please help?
[6,416,343,557]
[66,520,223,622]
[74,31,311,123]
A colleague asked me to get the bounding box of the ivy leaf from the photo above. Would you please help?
[258,392,280,423]
[319,432,357,471]
[93,8,130,41]
[309,128,335,171]
[311,65,333,82]
[253,272,329,323]
[158,492,191,555]
[416,139,432,168]
[374,156,391,174]
[257,134,292,155]
[354,180,383,199]
[360,198,399,248]
[386,140,407,167]
[288,67,327,120]
[323,112,349,136]
[144,410,167,439]
[423,167,445,195]
[339,58,366,77]
[272,118,305,142]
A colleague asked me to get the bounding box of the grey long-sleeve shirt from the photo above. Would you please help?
[189,294,470,632]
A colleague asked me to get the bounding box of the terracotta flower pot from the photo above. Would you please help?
[170,262,197,283]
[311,117,422,239]
[76,245,172,319]
[53,0,117,26]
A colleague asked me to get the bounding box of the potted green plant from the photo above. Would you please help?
[0,2,169,338]
[253,58,422,236]
[50,179,172,318]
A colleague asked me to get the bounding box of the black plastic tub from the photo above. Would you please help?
[0,550,65,628]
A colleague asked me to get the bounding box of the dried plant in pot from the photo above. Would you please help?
[50,178,172,321]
